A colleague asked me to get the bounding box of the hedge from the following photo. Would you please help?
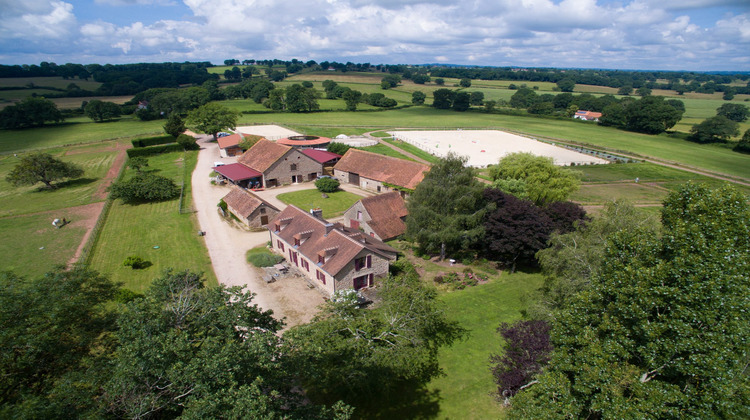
[131,135,176,148]
[126,143,183,157]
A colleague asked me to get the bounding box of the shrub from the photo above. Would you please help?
[218,199,227,212]
[110,173,180,203]
[176,134,199,150]
[123,256,149,269]
[315,177,340,193]
[246,252,284,267]
[327,142,350,155]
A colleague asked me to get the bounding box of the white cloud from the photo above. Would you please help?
[0,0,76,40]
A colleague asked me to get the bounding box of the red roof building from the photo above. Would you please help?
[333,149,430,195]
[344,192,408,241]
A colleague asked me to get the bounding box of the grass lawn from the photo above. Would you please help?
[357,144,413,161]
[381,138,440,163]
[429,270,544,419]
[88,151,217,292]
[0,142,119,217]
[0,116,163,153]
[276,188,363,218]
[0,212,88,279]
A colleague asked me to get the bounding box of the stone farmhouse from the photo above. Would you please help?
[268,205,398,297]
[343,192,408,241]
[215,139,326,188]
[221,186,280,228]
[333,149,430,196]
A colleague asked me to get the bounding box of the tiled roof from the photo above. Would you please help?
[334,149,429,190]
[300,149,341,163]
[217,133,243,149]
[222,187,278,218]
[359,192,408,240]
[269,205,396,277]
[237,138,292,173]
[214,163,262,181]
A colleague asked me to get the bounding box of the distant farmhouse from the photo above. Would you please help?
[573,110,602,122]
[333,149,429,196]
[344,192,408,241]
[268,205,398,296]
[221,187,279,228]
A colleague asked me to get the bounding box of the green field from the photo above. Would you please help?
[276,188,364,218]
[0,142,118,217]
[0,212,89,279]
[235,107,750,180]
[428,271,543,419]
[0,116,163,153]
[357,143,413,160]
[88,151,217,292]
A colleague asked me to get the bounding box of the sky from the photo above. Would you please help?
[0,0,749,71]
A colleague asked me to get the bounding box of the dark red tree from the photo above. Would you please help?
[490,320,552,403]
[544,201,588,234]
[483,189,553,272]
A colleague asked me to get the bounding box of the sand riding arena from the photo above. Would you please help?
[388,130,610,167]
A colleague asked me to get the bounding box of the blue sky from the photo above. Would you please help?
[1,0,749,71]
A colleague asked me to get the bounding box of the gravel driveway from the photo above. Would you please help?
[191,136,325,327]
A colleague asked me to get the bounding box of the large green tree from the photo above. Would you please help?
[0,96,63,129]
[688,115,740,143]
[529,200,660,319]
[489,152,581,205]
[103,269,348,419]
[510,183,750,418]
[623,96,683,134]
[406,153,487,260]
[84,99,121,123]
[6,152,84,189]
[0,268,118,418]
[716,103,749,122]
[186,102,239,140]
[285,269,465,411]
[285,84,319,112]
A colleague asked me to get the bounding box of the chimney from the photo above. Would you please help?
[324,223,335,234]
[310,208,323,219]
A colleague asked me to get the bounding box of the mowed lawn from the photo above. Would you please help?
[276,188,363,218]
[0,212,88,278]
[0,142,119,217]
[88,151,217,292]
[429,271,543,419]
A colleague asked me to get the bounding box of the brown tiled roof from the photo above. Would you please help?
[237,138,292,173]
[269,205,396,277]
[217,133,243,149]
[358,192,408,240]
[333,149,429,190]
[222,187,278,218]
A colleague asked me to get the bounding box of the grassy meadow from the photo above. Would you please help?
[87,151,217,292]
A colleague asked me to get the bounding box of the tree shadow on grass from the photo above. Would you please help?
[36,177,97,191]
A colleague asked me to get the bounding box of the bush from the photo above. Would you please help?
[176,134,199,150]
[246,251,284,267]
[315,177,340,193]
[327,142,351,155]
[126,143,183,158]
[131,135,176,148]
[218,199,227,212]
[110,173,180,203]
[123,256,149,269]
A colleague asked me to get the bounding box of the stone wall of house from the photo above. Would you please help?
[334,249,391,292]
[246,204,280,228]
[264,150,322,187]
[333,169,405,196]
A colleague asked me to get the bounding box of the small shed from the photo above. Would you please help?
[222,187,280,228]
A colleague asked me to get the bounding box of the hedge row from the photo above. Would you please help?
[132,135,176,148]
[126,143,182,157]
